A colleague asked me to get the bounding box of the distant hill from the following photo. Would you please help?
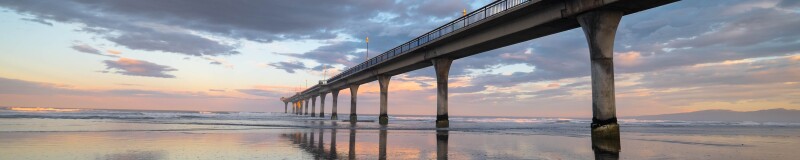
[631,108,800,123]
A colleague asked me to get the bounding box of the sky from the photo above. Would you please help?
[0,0,799,117]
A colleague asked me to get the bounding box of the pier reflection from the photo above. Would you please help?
[592,134,621,160]
[281,128,450,160]
[281,127,616,160]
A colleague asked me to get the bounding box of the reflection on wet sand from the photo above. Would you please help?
[281,128,455,160]
[281,127,621,160]
[379,128,387,160]
[3,118,797,159]
[592,134,621,160]
[348,128,356,160]
[437,130,448,160]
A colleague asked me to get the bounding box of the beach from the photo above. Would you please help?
[1,109,799,159]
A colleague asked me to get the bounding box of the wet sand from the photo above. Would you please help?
[1,118,799,159]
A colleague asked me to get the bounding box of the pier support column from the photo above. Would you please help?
[332,90,340,120]
[432,58,453,128]
[349,85,359,123]
[291,101,295,114]
[378,75,391,125]
[320,93,326,118]
[578,10,623,140]
[284,102,288,113]
[305,98,310,115]
[311,96,317,117]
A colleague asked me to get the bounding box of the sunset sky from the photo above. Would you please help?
[1,0,798,117]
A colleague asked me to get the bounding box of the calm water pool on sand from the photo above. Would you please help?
[1,109,799,159]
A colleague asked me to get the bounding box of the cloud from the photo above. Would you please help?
[237,89,284,98]
[268,61,307,74]
[0,0,240,57]
[20,17,52,26]
[202,56,234,68]
[102,58,178,78]
[106,49,122,55]
[0,77,227,99]
[70,43,107,56]
[107,30,239,56]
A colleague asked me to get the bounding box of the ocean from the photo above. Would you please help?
[1,107,799,159]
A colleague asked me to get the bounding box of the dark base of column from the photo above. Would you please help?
[331,114,338,120]
[379,114,388,125]
[349,114,357,123]
[591,117,620,139]
[436,115,449,128]
[311,113,316,117]
[592,125,621,160]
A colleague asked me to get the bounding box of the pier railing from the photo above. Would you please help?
[326,0,531,84]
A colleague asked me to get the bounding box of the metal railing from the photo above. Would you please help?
[327,0,531,84]
[293,0,531,99]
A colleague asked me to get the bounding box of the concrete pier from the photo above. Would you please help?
[311,96,317,117]
[432,58,453,128]
[578,10,623,139]
[284,102,288,113]
[291,102,296,114]
[331,90,339,120]
[304,98,309,115]
[377,75,391,125]
[320,93,326,118]
[349,85,359,123]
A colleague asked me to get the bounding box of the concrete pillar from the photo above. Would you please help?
[311,96,317,117]
[349,85,359,123]
[284,102,288,113]
[320,93,327,118]
[432,58,453,128]
[331,90,340,120]
[305,98,309,115]
[292,102,296,114]
[436,130,449,160]
[377,75,391,125]
[578,10,623,139]
[379,128,387,160]
[348,128,356,160]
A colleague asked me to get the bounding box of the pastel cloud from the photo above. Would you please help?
[102,58,178,78]
[268,61,307,74]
